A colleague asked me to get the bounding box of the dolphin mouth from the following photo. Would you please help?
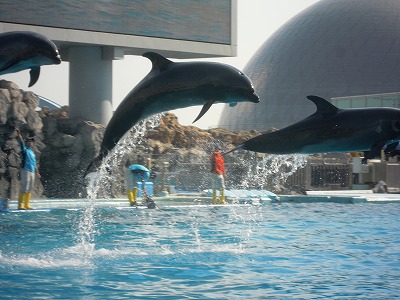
[55,55,62,64]
[54,50,62,64]
[252,92,260,103]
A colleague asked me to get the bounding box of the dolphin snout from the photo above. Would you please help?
[54,53,62,64]
[251,93,260,103]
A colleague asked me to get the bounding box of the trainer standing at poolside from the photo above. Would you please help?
[210,149,226,204]
[125,164,156,206]
[16,128,40,210]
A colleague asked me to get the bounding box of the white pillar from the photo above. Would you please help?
[68,46,113,125]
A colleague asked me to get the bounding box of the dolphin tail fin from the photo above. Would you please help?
[84,154,104,178]
[192,100,215,123]
[222,144,244,156]
[28,67,40,87]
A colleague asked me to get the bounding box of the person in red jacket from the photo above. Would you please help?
[210,149,226,204]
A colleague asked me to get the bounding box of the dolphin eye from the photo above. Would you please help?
[391,120,400,132]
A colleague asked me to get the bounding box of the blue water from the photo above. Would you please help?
[1,202,400,299]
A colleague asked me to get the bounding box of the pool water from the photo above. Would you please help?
[1,202,400,299]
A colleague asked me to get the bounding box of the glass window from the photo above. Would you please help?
[366,97,381,107]
[351,98,366,108]
[332,92,400,109]
[381,96,396,108]
[332,98,350,108]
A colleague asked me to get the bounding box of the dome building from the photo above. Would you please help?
[219,0,400,131]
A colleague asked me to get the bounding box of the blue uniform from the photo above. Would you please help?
[19,140,37,195]
[20,141,36,172]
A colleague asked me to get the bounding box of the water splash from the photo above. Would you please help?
[79,115,306,257]
[235,152,308,191]
[78,114,164,257]
[92,114,164,198]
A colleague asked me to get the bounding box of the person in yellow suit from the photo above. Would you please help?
[16,128,40,210]
[125,164,156,206]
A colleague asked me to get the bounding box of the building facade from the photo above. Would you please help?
[0,0,237,125]
[219,0,400,131]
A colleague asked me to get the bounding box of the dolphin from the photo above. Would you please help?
[0,31,61,87]
[225,95,400,162]
[85,52,259,175]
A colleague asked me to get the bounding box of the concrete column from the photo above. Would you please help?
[68,46,113,125]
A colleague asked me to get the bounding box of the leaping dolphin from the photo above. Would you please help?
[225,95,400,162]
[0,31,61,87]
[85,52,259,175]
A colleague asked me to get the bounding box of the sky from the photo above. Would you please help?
[2,0,320,129]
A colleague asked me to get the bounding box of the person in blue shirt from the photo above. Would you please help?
[16,128,40,210]
[125,164,155,206]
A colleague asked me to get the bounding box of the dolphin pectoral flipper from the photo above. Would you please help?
[192,100,215,123]
[362,140,387,163]
[28,67,40,87]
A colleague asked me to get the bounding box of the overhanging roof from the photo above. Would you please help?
[0,0,237,59]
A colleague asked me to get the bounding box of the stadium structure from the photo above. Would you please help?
[219,0,400,131]
[0,0,237,125]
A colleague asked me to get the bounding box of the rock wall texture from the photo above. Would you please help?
[0,81,260,199]
[40,107,104,198]
[0,80,46,200]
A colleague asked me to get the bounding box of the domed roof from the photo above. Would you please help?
[219,0,400,131]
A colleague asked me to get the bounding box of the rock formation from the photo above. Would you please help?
[0,80,45,200]
[40,106,104,198]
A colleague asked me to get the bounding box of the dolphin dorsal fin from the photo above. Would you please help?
[142,52,174,71]
[307,95,339,115]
